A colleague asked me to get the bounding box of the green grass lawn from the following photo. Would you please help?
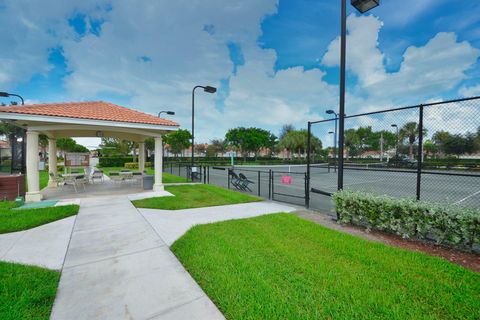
[0,202,79,234]
[132,184,261,210]
[172,213,480,320]
[0,261,60,320]
[39,170,49,190]
[99,167,188,183]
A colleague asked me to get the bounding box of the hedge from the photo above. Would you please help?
[332,190,480,251]
[124,162,152,169]
[99,157,134,167]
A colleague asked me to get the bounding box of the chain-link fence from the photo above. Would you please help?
[308,96,480,212]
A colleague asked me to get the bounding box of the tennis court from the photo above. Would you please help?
[207,163,480,215]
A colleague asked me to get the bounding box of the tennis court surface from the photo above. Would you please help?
[207,163,480,215]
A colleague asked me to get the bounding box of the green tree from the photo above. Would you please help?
[210,139,225,157]
[56,138,77,157]
[278,129,321,158]
[225,127,274,161]
[423,140,438,159]
[164,129,192,157]
[344,129,360,159]
[400,122,426,160]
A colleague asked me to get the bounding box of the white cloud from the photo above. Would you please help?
[459,84,480,97]
[322,15,480,113]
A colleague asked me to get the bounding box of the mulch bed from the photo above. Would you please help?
[294,211,480,273]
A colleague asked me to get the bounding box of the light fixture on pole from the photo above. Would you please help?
[191,85,216,174]
[337,0,380,195]
[158,110,175,117]
[391,124,399,157]
[0,92,24,105]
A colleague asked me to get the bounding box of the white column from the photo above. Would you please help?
[48,138,57,187]
[26,131,42,202]
[153,136,163,191]
[138,141,145,173]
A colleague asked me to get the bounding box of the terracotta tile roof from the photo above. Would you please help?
[0,101,179,127]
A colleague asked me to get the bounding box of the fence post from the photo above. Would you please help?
[416,104,424,201]
[207,166,210,184]
[305,172,310,208]
[258,171,261,196]
[203,166,206,184]
[271,171,275,201]
[227,168,231,189]
[268,169,272,199]
[306,121,311,208]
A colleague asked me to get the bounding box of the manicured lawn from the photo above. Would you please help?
[172,213,480,320]
[0,202,79,234]
[0,261,60,320]
[132,184,261,210]
[39,170,49,190]
[99,167,188,183]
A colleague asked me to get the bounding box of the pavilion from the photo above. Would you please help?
[0,101,179,201]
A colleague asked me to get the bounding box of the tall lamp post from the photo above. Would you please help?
[337,0,380,192]
[326,109,338,172]
[191,85,216,170]
[391,124,398,157]
[158,110,175,166]
[0,92,25,174]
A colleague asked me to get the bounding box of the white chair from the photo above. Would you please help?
[91,170,104,183]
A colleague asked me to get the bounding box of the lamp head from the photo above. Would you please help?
[326,109,335,115]
[203,86,217,94]
[351,0,380,14]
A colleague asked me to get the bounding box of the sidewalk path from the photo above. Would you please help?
[50,195,224,320]
[0,216,76,270]
[139,202,297,246]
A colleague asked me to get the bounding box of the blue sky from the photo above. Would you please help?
[0,0,479,147]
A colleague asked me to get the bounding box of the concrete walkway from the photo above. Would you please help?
[50,195,224,320]
[139,202,297,246]
[0,216,76,270]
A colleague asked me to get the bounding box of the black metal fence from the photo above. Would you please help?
[308,96,480,211]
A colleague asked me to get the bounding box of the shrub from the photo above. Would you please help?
[124,162,152,169]
[98,157,133,167]
[332,190,480,251]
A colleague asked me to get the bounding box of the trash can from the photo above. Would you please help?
[142,175,154,190]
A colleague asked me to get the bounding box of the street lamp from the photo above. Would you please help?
[326,109,338,172]
[391,124,399,157]
[191,85,216,172]
[158,110,175,117]
[337,0,380,192]
[0,92,24,105]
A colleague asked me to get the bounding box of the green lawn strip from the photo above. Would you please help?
[172,213,480,320]
[0,261,60,320]
[39,170,49,190]
[0,204,79,234]
[99,167,187,183]
[132,184,261,210]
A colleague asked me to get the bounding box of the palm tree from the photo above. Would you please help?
[400,122,427,160]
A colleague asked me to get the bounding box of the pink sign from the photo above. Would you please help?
[281,175,292,185]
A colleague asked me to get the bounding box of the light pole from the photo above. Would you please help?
[0,92,25,174]
[391,124,398,157]
[0,92,24,105]
[158,110,175,167]
[191,85,216,171]
[337,0,380,192]
[326,109,338,172]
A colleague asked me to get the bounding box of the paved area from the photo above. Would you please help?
[50,195,224,320]
[139,201,297,246]
[0,216,76,270]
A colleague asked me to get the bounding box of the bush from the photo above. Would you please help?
[332,190,480,251]
[98,157,133,167]
[124,162,152,169]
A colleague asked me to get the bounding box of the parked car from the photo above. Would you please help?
[388,155,417,169]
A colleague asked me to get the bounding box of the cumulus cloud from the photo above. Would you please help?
[322,15,480,113]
